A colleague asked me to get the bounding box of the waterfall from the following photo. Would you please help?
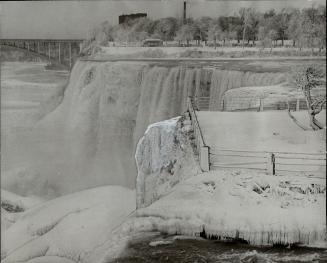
[3,61,288,196]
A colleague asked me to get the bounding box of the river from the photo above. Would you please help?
[113,234,327,263]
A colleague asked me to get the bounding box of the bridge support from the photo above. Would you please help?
[1,39,82,70]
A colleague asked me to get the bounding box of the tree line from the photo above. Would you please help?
[83,5,326,51]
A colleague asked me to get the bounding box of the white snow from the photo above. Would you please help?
[1,186,135,263]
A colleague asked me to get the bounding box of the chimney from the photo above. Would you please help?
[183,1,186,24]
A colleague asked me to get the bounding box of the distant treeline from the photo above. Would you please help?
[82,6,326,52]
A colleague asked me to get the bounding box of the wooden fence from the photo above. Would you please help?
[187,97,210,172]
[188,95,326,176]
[209,148,326,176]
[194,96,325,112]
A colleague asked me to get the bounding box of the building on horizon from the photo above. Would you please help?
[118,13,147,24]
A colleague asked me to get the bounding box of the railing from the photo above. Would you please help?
[274,151,326,176]
[220,96,325,112]
[210,148,326,177]
[1,40,82,69]
[194,96,210,111]
[187,97,210,171]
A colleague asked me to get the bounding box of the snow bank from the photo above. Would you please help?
[135,116,201,208]
[1,186,135,263]
[136,169,326,247]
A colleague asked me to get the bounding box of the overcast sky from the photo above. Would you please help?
[0,0,325,39]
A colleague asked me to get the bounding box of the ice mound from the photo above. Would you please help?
[1,186,135,263]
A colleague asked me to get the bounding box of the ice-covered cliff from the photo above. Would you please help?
[135,116,201,208]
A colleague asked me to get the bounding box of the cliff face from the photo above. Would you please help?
[135,116,201,208]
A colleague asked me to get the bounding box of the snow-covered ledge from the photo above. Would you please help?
[135,116,201,208]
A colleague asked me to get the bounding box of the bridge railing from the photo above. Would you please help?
[0,39,83,70]
[187,97,210,172]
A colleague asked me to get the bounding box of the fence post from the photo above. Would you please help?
[296,99,300,111]
[200,146,210,172]
[266,153,275,175]
[259,98,264,112]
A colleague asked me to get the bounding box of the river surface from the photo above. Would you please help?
[113,234,327,263]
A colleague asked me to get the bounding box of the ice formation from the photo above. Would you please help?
[135,170,326,247]
[135,116,201,208]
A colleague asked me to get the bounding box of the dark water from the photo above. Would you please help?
[111,234,327,263]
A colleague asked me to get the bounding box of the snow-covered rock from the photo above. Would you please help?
[135,116,201,208]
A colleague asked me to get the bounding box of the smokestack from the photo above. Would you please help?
[183,1,186,24]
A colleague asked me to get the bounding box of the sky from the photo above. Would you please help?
[0,0,325,39]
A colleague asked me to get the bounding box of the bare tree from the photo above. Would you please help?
[239,8,256,49]
[292,65,326,130]
[258,26,278,52]
[208,22,223,49]
[174,24,196,46]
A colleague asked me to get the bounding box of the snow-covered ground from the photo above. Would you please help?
[99,46,326,58]
[197,110,326,153]
[135,169,326,247]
